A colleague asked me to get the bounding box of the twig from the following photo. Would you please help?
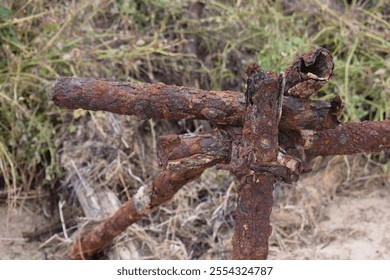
[0,237,28,241]
[127,166,145,186]
[58,200,69,240]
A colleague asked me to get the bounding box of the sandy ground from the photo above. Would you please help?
[0,205,48,259]
[270,187,390,259]
[313,192,390,259]
[1,174,389,260]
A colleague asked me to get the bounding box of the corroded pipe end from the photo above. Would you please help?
[52,77,135,116]
[52,77,82,109]
[284,48,334,98]
[301,48,333,79]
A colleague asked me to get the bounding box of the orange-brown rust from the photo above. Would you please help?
[52,77,244,126]
[56,47,390,261]
[157,130,232,168]
[165,121,389,169]
[231,68,281,260]
[304,120,390,159]
[69,150,223,259]
[232,175,273,259]
[279,96,341,130]
[69,198,143,259]
[52,78,339,130]
[284,48,334,98]
[246,70,280,162]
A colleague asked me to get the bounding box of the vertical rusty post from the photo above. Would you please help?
[232,66,282,259]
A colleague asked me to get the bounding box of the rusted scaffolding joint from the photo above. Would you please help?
[51,47,390,260]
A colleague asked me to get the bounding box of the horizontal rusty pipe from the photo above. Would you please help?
[302,120,390,158]
[162,121,389,162]
[158,130,232,169]
[52,78,340,130]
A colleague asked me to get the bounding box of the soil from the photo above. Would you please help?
[313,192,390,259]
[270,186,390,259]
[1,171,389,260]
[0,204,50,259]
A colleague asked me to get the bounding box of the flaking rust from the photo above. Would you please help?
[53,80,340,130]
[284,48,334,98]
[231,66,281,259]
[52,47,390,260]
[69,132,228,259]
[303,120,390,159]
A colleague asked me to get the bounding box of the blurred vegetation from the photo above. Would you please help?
[0,0,389,203]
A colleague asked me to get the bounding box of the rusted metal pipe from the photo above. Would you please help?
[54,47,390,261]
[52,79,339,130]
[302,120,390,158]
[161,121,390,170]
[232,175,274,259]
[283,48,334,98]
[69,132,228,259]
[157,130,231,168]
[70,170,208,260]
[231,67,281,259]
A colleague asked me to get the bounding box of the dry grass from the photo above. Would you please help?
[0,0,389,259]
